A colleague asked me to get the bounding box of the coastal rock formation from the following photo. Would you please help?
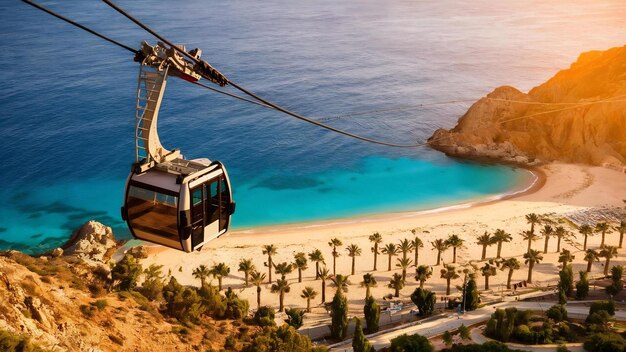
[63,220,117,265]
[429,45,626,170]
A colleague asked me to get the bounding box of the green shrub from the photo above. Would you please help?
[584,332,626,352]
[330,291,348,340]
[223,288,249,320]
[79,304,95,318]
[606,266,624,297]
[111,255,142,291]
[363,295,380,333]
[546,304,568,322]
[443,330,453,346]
[390,333,433,352]
[352,317,372,352]
[224,335,236,349]
[284,308,305,329]
[410,287,436,316]
[243,324,314,352]
[0,329,47,352]
[253,306,276,327]
[91,299,108,311]
[589,300,615,316]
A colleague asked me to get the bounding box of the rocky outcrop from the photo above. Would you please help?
[429,45,626,171]
[63,221,117,265]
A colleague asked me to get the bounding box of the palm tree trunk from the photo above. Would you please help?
[402,269,406,281]
[351,257,355,275]
[485,276,489,290]
[373,244,378,271]
[527,239,532,253]
[584,235,588,251]
[218,278,223,291]
[481,245,486,260]
[366,286,371,298]
[298,269,302,283]
[315,262,320,280]
[446,279,451,296]
[268,256,273,283]
[395,287,399,297]
[436,251,441,266]
[419,280,424,289]
[245,273,249,287]
[414,249,418,267]
[557,237,561,253]
[307,298,311,312]
[453,247,457,263]
[333,254,337,276]
[279,292,284,311]
[604,258,610,276]
[507,270,513,289]
[601,231,606,247]
[528,262,534,283]
[257,286,261,309]
[544,237,549,254]
[387,254,392,271]
[587,260,592,273]
[321,280,326,303]
[620,232,624,248]
[497,241,503,258]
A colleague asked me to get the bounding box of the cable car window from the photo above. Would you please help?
[126,185,178,242]
[206,179,220,223]
[192,188,203,206]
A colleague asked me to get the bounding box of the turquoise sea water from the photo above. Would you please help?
[1,0,625,253]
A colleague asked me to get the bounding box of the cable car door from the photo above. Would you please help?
[190,186,204,249]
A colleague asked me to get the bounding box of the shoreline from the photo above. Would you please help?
[229,164,545,236]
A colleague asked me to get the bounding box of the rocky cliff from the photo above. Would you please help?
[429,45,626,170]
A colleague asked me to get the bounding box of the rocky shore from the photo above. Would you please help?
[429,45,626,171]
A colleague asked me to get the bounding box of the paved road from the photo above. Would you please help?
[329,293,622,351]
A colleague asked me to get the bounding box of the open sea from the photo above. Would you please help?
[1,0,625,254]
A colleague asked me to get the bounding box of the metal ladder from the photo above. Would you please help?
[135,64,169,163]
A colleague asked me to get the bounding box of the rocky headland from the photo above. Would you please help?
[429,45,626,171]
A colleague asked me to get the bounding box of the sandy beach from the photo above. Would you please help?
[139,163,626,320]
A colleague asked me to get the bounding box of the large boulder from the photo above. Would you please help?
[64,221,117,264]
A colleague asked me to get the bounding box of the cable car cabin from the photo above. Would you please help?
[121,158,235,252]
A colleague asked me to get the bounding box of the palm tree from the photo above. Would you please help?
[499,258,520,289]
[250,270,266,309]
[584,249,600,273]
[411,235,424,266]
[192,264,210,288]
[360,273,377,298]
[554,226,569,253]
[414,265,432,289]
[238,258,255,287]
[445,234,464,263]
[262,244,277,283]
[476,232,493,260]
[328,238,343,276]
[481,260,497,290]
[615,220,626,248]
[596,222,611,248]
[271,278,290,311]
[308,249,325,280]
[396,257,412,281]
[346,244,362,275]
[525,213,541,234]
[521,230,540,253]
[381,243,400,271]
[579,224,593,251]
[599,246,618,276]
[318,266,331,304]
[388,273,404,297]
[440,264,459,296]
[431,239,449,266]
[331,274,350,295]
[523,249,543,283]
[558,249,575,266]
[398,238,414,262]
[274,262,293,280]
[369,232,383,271]
[492,229,512,258]
[301,287,318,312]
[541,225,553,254]
[210,262,230,291]
[293,252,308,283]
